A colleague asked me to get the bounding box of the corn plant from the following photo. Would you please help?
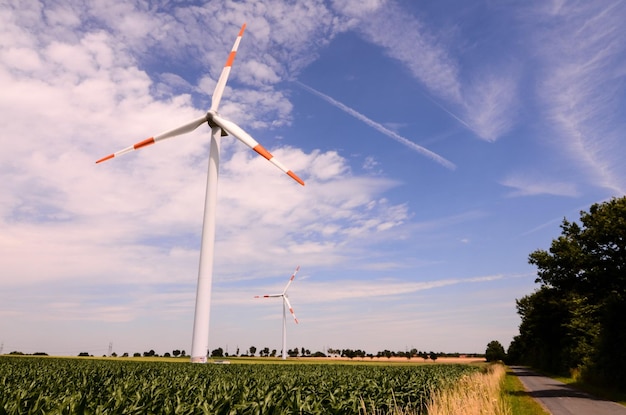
[0,357,478,414]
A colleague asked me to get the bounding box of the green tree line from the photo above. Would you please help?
[508,197,626,391]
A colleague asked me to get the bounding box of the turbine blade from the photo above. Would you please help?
[284,297,298,324]
[96,115,208,163]
[254,294,282,298]
[211,113,305,185]
[210,23,246,112]
[282,265,300,294]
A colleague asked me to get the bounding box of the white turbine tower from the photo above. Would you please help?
[255,266,300,360]
[96,24,305,363]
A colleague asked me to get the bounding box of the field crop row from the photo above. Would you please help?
[0,357,479,414]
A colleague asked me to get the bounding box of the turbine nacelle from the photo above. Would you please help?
[206,111,228,137]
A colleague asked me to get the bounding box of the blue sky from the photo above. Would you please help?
[1,0,625,357]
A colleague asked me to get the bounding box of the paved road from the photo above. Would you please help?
[510,366,626,415]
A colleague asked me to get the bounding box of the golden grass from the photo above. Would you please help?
[427,363,511,415]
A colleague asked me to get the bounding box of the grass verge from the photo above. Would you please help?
[551,371,626,406]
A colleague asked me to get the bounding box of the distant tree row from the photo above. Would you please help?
[5,348,483,360]
[74,350,189,358]
[6,351,48,356]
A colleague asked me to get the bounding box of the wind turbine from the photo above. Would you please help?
[255,266,300,360]
[96,24,305,363]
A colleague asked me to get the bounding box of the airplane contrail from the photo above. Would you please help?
[295,81,456,170]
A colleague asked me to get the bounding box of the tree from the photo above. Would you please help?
[172,350,181,357]
[508,287,577,372]
[327,348,340,357]
[520,197,626,389]
[342,349,356,359]
[485,340,506,362]
[249,346,256,356]
[529,197,626,301]
[211,348,224,357]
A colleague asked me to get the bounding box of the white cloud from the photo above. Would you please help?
[0,12,409,297]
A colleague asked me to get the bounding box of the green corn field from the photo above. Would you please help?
[0,356,479,414]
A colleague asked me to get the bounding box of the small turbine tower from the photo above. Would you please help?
[255,266,300,360]
[96,24,305,363]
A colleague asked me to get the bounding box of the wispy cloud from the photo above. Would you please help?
[530,0,626,194]
[500,174,580,198]
[215,274,507,305]
[296,81,456,170]
[520,197,614,237]
[354,1,462,103]
[293,274,505,303]
[461,70,519,142]
[354,0,519,142]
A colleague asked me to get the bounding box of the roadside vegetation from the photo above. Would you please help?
[551,371,626,407]
[427,363,510,415]
[507,196,626,393]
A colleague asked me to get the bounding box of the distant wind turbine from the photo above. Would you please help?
[96,24,305,363]
[296,81,456,170]
[255,266,300,360]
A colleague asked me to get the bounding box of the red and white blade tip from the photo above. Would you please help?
[251,144,305,186]
[291,266,300,280]
[96,137,156,163]
[289,308,299,324]
[210,23,247,113]
[284,297,298,323]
